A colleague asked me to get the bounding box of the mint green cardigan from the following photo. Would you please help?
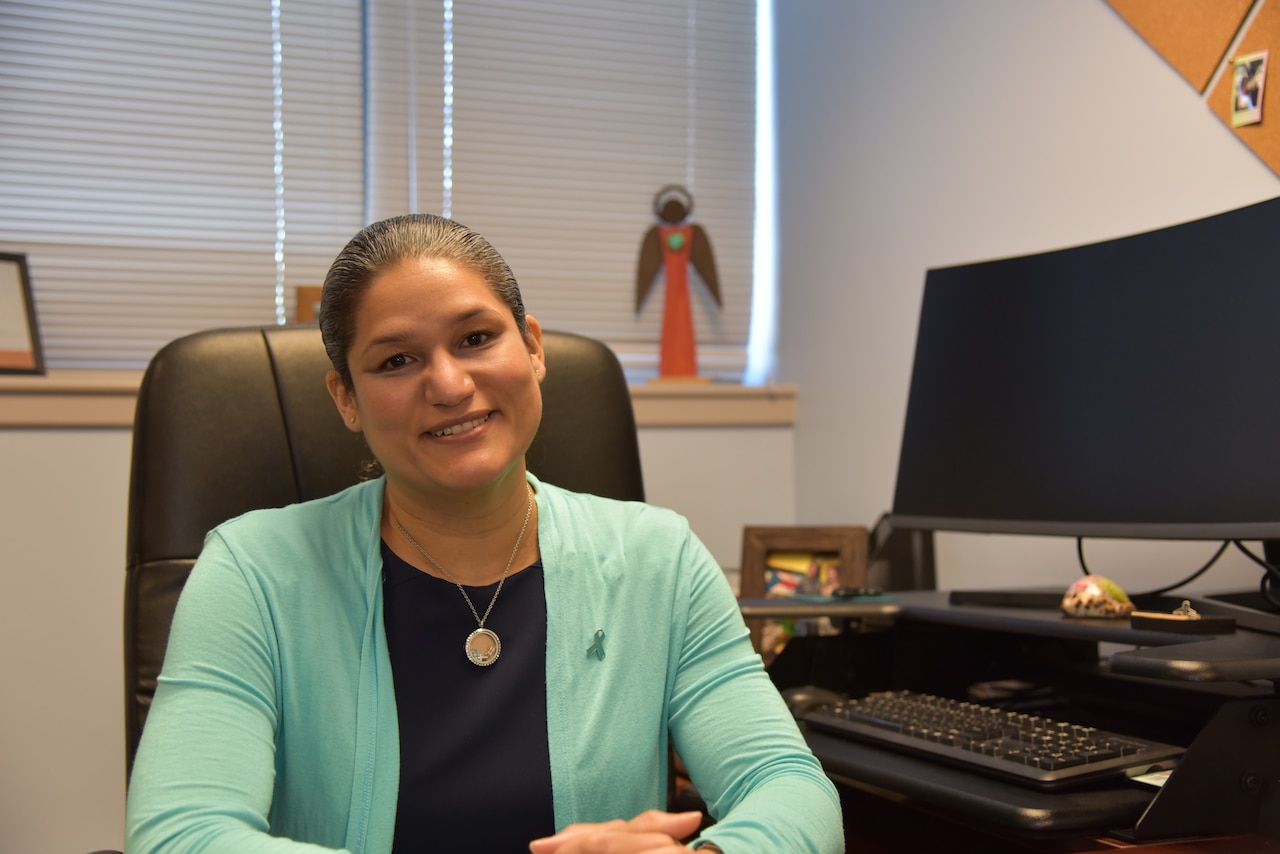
[125,475,843,853]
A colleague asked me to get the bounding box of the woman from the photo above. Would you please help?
[125,214,844,853]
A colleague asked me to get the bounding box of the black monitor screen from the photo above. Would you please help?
[891,195,1280,540]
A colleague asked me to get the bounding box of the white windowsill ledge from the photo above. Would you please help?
[0,371,796,429]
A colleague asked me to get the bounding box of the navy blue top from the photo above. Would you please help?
[382,542,554,852]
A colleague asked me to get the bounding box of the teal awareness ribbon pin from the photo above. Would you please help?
[587,629,606,661]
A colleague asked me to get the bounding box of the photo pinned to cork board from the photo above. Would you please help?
[738,525,868,663]
[0,253,44,374]
[1232,49,1268,128]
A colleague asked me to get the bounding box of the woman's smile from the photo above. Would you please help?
[427,412,492,438]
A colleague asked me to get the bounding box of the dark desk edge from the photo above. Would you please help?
[736,597,900,619]
[804,729,1155,833]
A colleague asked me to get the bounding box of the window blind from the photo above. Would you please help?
[368,0,757,382]
[2,0,756,379]
[0,0,363,369]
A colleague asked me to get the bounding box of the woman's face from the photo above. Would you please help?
[327,255,545,500]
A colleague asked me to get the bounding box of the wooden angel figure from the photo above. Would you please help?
[635,185,722,378]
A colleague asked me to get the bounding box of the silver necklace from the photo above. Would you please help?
[391,484,534,667]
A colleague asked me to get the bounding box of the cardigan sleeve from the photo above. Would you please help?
[665,527,845,854]
[124,531,348,854]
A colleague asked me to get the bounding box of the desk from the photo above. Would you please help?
[758,590,1280,850]
[736,597,900,622]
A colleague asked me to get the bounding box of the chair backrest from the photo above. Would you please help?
[123,325,643,775]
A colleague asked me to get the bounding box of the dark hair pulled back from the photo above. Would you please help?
[319,213,529,389]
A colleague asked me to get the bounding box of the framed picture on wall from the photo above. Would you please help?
[0,253,44,374]
[738,525,868,660]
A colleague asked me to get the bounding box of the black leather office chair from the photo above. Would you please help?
[122,324,644,779]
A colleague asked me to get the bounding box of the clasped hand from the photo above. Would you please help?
[528,809,706,854]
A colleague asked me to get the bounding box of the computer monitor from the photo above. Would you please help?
[891,196,1280,549]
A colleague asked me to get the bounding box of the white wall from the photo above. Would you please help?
[0,429,131,854]
[640,425,795,574]
[775,0,1280,592]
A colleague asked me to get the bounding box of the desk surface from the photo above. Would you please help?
[736,596,899,620]
[787,589,1280,846]
[742,589,1280,682]
[899,588,1280,682]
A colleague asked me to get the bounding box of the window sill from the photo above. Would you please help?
[627,380,795,426]
[0,371,796,428]
[0,370,143,427]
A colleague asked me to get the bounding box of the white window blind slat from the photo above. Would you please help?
[4,0,755,378]
[0,0,363,368]
[370,0,755,381]
[366,0,446,221]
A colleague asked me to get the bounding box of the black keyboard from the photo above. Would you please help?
[801,690,1184,789]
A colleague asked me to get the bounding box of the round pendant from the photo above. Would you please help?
[465,627,501,667]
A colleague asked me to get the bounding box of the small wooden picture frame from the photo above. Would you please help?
[0,253,44,374]
[295,285,323,323]
[739,525,869,657]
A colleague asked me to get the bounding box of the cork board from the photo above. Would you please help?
[1106,0,1253,92]
[1207,2,1280,177]
[1106,0,1280,180]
